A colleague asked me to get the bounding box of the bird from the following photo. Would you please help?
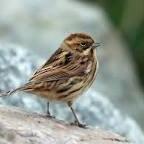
[0,33,100,128]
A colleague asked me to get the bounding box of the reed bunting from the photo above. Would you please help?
[0,33,100,128]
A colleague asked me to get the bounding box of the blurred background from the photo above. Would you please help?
[0,0,144,141]
[83,0,144,88]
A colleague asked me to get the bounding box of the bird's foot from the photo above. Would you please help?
[46,113,55,119]
[71,121,87,128]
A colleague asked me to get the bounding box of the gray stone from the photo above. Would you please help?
[0,106,130,144]
[0,45,144,144]
[0,0,144,129]
[0,0,144,143]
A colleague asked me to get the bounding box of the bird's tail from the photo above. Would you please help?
[0,82,34,97]
[0,87,23,97]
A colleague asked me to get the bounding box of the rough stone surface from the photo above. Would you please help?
[0,0,144,143]
[0,0,144,129]
[0,106,130,144]
[0,45,144,144]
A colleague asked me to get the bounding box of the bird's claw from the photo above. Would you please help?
[71,121,87,128]
[46,114,55,119]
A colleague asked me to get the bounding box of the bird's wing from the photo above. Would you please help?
[30,68,72,82]
[29,48,88,82]
[22,49,89,92]
[29,61,87,83]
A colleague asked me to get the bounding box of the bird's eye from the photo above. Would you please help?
[80,42,87,47]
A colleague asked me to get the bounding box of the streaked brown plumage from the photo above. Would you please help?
[1,33,100,127]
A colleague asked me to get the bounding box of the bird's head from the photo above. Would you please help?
[63,33,100,56]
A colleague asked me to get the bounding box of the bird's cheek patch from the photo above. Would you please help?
[83,48,91,56]
[85,62,92,74]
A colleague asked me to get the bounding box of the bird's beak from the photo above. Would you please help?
[92,42,101,49]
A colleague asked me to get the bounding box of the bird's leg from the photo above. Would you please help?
[46,102,50,116]
[67,101,86,128]
[46,102,55,118]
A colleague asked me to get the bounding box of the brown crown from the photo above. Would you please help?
[65,33,94,42]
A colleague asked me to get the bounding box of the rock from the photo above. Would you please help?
[0,106,130,144]
[0,0,144,143]
[0,44,41,109]
[0,45,144,144]
[0,0,144,129]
